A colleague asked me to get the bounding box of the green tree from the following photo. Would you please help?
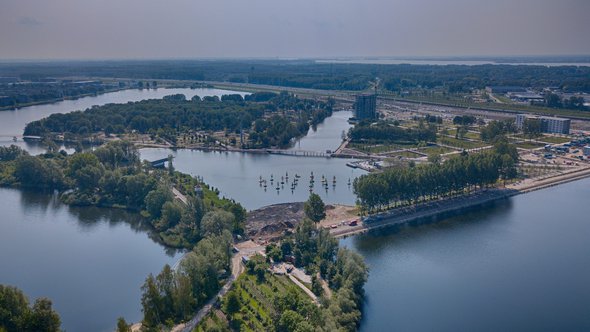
[14,156,64,189]
[145,186,173,219]
[200,211,234,237]
[116,317,131,332]
[0,285,29,331]
[141,275,163,328]
[172,275,195,321]
[304,193,326,224]
[224,291,241,316]
[159,201,183,229]
[24,298,61,332]
[523,118,542,139]
[0,145,27,161]
[277,310,314,332]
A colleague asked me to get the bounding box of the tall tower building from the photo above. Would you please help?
[354,94,377,120]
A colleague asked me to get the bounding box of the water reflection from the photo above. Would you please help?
[1,187,182,331]
[342,179,590,332]
[348,199,515,257]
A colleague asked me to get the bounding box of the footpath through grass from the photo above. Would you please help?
[195,272,315,332]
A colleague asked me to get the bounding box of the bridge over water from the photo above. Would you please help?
[266,149,332,158]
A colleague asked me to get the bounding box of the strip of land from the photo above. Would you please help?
[328,165,590,238]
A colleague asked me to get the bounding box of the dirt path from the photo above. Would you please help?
[288,274,319,305]
[172,187,188,205]
[317,272,332,299]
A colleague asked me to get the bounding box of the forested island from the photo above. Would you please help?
[0,79,124,109]
[22,91,334,149]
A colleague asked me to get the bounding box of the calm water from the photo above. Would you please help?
[0,188,182,332]
[0,87,248,143]
[289,110,351,152]
[342,178,590,331]
[140,111,365,211]
[4,83,590,332]
[0,88,250,331]
[0,89,359,331]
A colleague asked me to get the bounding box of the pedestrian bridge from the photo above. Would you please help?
[266,149,331,158]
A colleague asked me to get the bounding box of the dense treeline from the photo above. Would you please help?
[23,92,333,149]
[0,285,61,332]
[0,142,246,248]
[480,120,516,142]
[2,60,589,92]
[140,229,233,329]
[542,92,588,111]
[349,120,437,144]
[0,81,119,108]
[453,115,477,126]
[354,140,519,212]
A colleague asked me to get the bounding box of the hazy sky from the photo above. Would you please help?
[1,0,589,59]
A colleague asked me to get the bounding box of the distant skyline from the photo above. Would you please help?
[1,0,589,60]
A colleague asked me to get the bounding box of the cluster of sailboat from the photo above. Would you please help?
[258,171,352,194]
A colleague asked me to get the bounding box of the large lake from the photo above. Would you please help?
[2,86,590,332]
[342,178,590,331]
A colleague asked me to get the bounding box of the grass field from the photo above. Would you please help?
[446,129,481,140]
[438,136,488,149]
[389,150,424,158]
[419,145,457,156]
[538,136,571,144]
[348,142,422,154]
[514,141,545,149]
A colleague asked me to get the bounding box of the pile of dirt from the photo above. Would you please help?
[246,202,305,242]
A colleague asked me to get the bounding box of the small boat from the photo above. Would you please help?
[12,136,17,142]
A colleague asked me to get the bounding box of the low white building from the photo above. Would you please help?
[515,114,571,135]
